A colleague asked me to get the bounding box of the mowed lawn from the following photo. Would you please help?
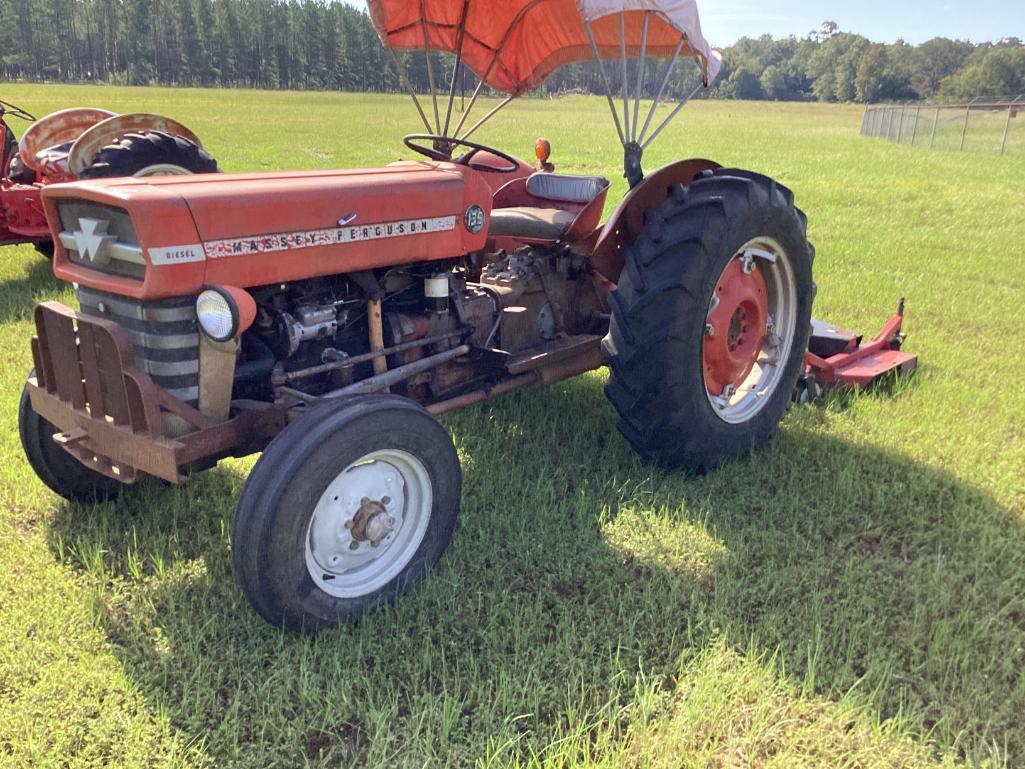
[0,85,1023,769]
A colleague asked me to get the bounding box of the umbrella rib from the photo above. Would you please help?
[385,46,434,134]
[443,0,472,137]
[420,0,441,133]
[632,11,649,146]
[637,35,685,146]
[584,20,626,147]
[642,77,703,150]
[619,12,631,143]
[458,95,514,142]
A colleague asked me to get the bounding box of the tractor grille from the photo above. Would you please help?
[76,286,199,404]
[57,200,146,281]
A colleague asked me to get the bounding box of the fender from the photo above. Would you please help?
[68,113,203,176]
[589,158,721,283]
[18,108,115,170]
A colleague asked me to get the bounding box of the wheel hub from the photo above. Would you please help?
[703,257,769,396]
[347,496,395,546]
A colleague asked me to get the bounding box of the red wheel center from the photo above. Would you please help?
[703,258,769,396]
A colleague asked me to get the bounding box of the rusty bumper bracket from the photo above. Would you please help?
[28,301,284,484]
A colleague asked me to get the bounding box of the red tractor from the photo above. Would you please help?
[1,99,217,257]
[19,0,916,631]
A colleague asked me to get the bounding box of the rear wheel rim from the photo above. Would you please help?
[132,163,192,177]
[305,449,433,598]
[703,236,798,424]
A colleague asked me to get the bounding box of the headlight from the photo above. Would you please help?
[196,286,255,342]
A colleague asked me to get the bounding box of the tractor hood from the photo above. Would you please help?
[42,163,494,300]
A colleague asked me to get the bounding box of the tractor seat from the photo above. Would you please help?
[488,172,609,240]
[488,207,577,239]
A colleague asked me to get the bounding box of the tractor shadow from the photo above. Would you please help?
[42,376,1024,765]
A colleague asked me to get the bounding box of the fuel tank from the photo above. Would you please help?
[42,161,495,300]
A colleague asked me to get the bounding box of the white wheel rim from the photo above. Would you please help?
[704,236,798,424]
[132,163,192,177]
[304,449,433,598]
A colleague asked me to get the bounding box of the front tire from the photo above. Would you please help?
[232,395,461,631]
[18,377,124,502]
[603,168,814,472]
[78,130,217,179]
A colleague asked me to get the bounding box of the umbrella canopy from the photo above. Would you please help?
[368,0,722,97]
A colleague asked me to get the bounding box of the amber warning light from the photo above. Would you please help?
[534,138,553,171]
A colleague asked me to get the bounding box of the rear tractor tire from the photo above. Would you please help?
[79,130,218,179]
[603,168,814,472]
[18,376,124,503]
[231,395,461,631]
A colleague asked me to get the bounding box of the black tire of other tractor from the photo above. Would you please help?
[33,241,54,259]
[232,395,461,631]
[18,377,124,503]
[78,130,218,179]
[602,168,814,473]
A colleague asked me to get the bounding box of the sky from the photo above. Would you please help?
[343,1,1023,46]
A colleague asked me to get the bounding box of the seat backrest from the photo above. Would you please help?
[526,173,609,204]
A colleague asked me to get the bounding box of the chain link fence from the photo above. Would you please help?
[860,97,1025,155]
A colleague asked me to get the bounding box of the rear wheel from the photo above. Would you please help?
[603,168,814,472]
[18,376,123,502]
[78,130,217,179]
[232,395,461,631]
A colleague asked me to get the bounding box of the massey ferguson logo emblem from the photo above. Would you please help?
[203,216,457,259]
[71,218,115,265]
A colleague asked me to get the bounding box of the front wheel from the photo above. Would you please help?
[18,376,124,502]
[603,168,814,472]
[232,395,461,631]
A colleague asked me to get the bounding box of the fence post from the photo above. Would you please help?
[860,105,869,136]
[1001,95,1023,155]
[896,104,906,143]
[930,106,940,147]
[960,96,980,152]
[911,105,921,145]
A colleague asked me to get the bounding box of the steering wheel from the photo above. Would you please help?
[0,98,36,122]
[403,134,520,173]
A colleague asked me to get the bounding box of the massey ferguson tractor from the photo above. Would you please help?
[1,99,217,257]
[19,0,916,631]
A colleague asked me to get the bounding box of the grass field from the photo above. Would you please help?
[0,85,1023,768]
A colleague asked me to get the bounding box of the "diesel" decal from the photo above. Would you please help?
[149,244,206,265]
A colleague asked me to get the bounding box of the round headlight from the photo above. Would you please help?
[196,288,238,342]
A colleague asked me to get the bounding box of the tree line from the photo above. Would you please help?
[0,0,1021,103]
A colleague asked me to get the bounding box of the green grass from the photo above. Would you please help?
[0,85,1023,768]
